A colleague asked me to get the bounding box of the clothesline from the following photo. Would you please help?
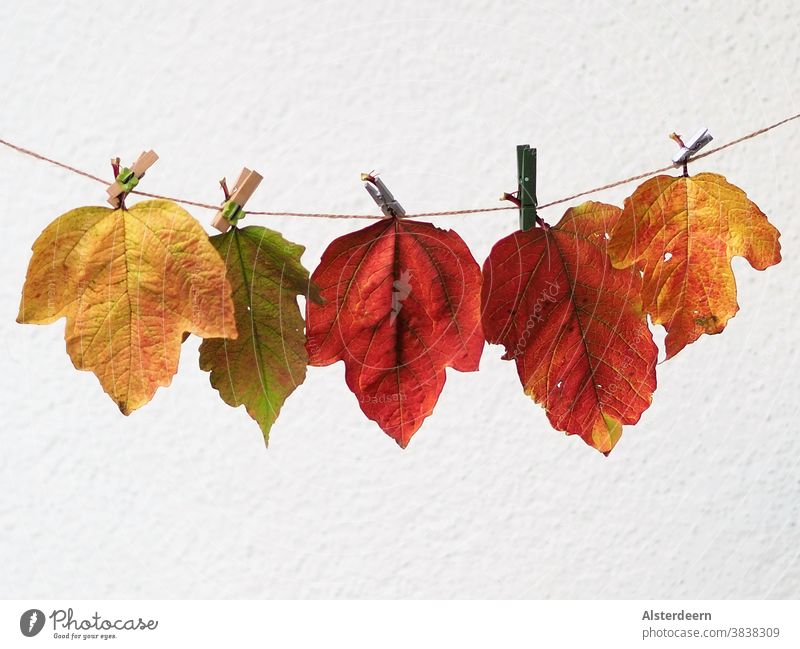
[1,111,798,220]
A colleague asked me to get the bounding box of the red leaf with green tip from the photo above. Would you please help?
[481,201,657,453]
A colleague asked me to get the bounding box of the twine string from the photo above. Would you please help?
[1,111,798,220]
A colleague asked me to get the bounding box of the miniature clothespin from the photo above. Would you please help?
[671,128,713,172]
[362,173,406,218]
[211,168,264,233]
[106,150,159,208]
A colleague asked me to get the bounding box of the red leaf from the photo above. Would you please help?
[306,217,484,447]
[481,202,657,453]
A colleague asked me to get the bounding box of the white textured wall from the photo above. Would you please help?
[1,0,798,599]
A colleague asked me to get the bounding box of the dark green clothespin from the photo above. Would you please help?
[516,144,538,231]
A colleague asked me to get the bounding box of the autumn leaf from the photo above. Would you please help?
[17,200,236,414]
[199,225,320,445]
[608,173,781,358]
[481,201,657,453]
[306,217,484,447]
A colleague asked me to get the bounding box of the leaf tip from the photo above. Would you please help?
[590,414,622,454]
[117,401,134,416]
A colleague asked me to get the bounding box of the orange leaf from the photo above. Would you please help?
[306,217,484,447]
[18,200,236,414]
[481,202,657,453]
[608,173,781,358]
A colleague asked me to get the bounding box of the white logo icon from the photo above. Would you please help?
[391,270,412,325]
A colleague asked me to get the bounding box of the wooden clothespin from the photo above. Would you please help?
[501,145,539,231]
[211,167,263,233]
[362,173,405,218]
[671,128,713,174]
[106,150,159,208]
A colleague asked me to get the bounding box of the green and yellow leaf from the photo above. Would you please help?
[199,226,320,445]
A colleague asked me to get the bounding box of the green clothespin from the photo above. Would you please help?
[516,144,538,231]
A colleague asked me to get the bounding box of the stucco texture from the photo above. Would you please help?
[0,0,798,598]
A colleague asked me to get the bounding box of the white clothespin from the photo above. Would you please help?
[211,168,263,233]
[671,128,713,167]
[106,150,159,208]
[362,173,405,218]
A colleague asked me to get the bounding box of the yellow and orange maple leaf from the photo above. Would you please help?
[18,200,236,413]
[608,173,781,358]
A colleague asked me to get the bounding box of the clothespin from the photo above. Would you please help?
[671,127,713,169]
[501,145,538,231]
[106,150,159,208]
[362,173,405,218]
[516,145,538,231]
[211,167,263,233]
